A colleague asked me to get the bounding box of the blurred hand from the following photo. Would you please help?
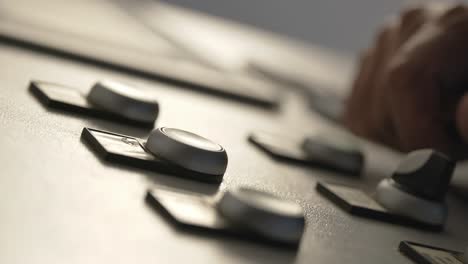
[344,3,468,159]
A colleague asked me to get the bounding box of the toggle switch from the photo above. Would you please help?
[375,149,455,226]
[302,134,364,175]
[317,149,456,230]
[30,80,159,128]
[145,186,305,247]
[87,80,159,124]
[218,187,304,244]
[399,241,465,264]
[81,127,227,183]
[248,131,363,175]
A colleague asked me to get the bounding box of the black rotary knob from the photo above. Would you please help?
[391,149,455,201]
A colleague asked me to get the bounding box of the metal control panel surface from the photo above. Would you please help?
[1,1,468,264]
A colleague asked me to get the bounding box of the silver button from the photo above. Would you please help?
[87,80,159,123]
[218,187,304,243]
[145,127,228,175]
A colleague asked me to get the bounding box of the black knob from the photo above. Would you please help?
[391,149,455,201]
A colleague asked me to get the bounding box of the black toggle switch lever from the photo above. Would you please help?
[376,149,456,226]
[391,150,455,201]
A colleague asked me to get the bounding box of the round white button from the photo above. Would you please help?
[87,80,159,123]
[218,187,304,243]
[146,127,228,175]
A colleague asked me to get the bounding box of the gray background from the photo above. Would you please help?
[167,0,463,54]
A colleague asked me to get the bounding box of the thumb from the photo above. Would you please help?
[455,93,468,144]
